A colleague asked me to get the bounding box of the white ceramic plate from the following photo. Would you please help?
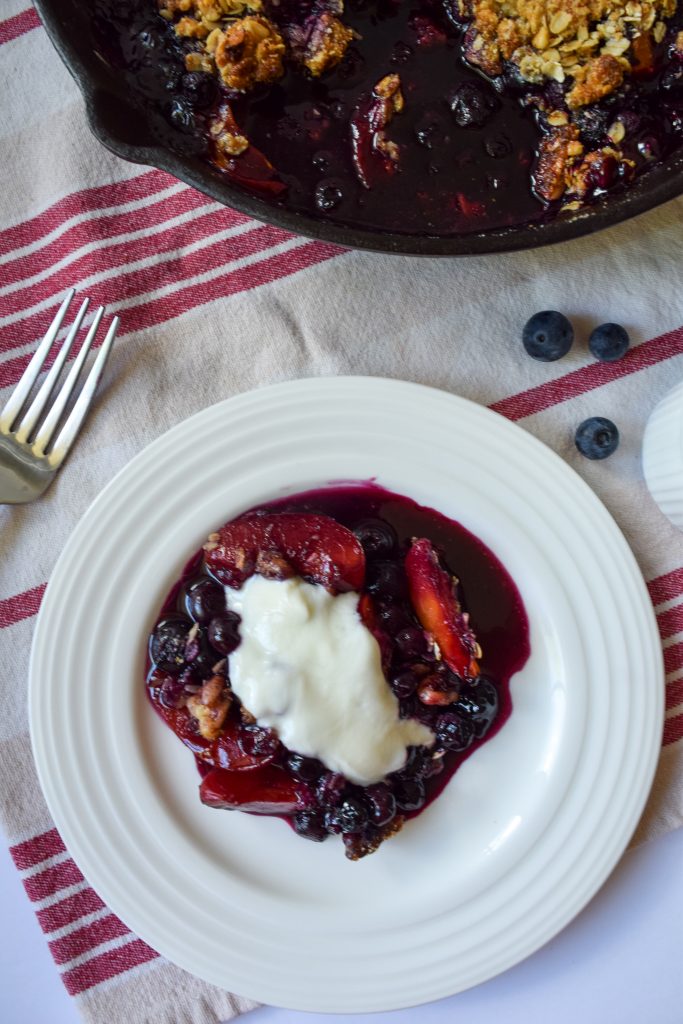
[30,377,663,1012]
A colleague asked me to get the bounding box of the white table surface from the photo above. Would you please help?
[2,825,682,1024]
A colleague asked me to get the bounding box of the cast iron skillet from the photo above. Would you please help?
[34,0,683,256]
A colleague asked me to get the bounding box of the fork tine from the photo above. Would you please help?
[32,306,105,457]
[14,298,90,445]
[46,315,119,468]
[0,289,75,433]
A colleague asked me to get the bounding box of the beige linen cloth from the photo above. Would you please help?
[1,5,682,1022]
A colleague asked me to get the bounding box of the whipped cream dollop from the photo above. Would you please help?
[225,576,434,786]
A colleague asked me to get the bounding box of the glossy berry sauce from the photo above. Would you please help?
[92,0,683,236]
[146,483,529,858]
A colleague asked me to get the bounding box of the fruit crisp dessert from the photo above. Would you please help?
[146,484,529,859]
[96,0,683,234]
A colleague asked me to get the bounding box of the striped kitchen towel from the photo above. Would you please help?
[1,2,683,1021]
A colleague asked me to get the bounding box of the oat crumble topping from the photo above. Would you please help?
[451,0,679,202]
[158,0,356,87]
[459,0,676,106]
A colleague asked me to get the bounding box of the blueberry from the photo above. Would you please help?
[315,181,344,211]
[181,71,217,109]
[395,626,428,659]
[449,83,497,128]
[573,106,610,147]
[575,417,620,460]
[422,751,444,779]
[365,784,397,826]
[662,64,683,96]
[367,561,406,600]
[186,578,225,624]
[456,678,499,736]
[207,613,241,655]
[667,104,683,135]
[158,676,186,709]
[428,662,462,691]
[585,153,618,193]
[392,777,426,811]
[285,753,324,782]
[588,323,630,362]
[391,668,419,699]
[169,97,196,133]
[149,616,191,674]
[240,726,280,759]
[353,519,398,558]
[183,628,216,678]
[378,604,410,634]
[138,29,157,51]
[435,711,475,751]
[337,797,368,833]
[391,41,413,64]
[522,311,574,361]
[399,746,442,780]
[293,810,328,842]
[637,135,661,161]
[415,113,444,149]
[312,150,333,172]
[323,807,344,834]
[484,133,511,158]
[316,771,347,808]
[159,59,183,92]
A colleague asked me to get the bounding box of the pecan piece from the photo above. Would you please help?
[566,55,625,109]
[302,13,356,76]
[214,15,285,91]
[534,124,584,201]
[187,674,232,740]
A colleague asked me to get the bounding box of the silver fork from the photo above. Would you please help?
[0,290,119,504]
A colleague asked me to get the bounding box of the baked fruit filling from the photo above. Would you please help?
[146,485,530,859]
[96,0,683,232]
[151,0,683,217]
